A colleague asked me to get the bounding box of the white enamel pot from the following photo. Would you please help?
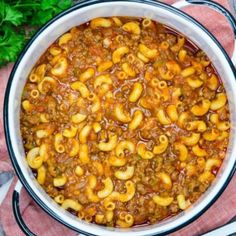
[3,0,236,235]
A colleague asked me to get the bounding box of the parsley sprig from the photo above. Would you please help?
[0,0,73,67]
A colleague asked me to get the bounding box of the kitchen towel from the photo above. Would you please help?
[0,0,236,235]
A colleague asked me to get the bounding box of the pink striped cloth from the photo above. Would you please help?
[0,0,236,235]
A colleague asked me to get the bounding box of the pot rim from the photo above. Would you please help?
[4,0,236,235]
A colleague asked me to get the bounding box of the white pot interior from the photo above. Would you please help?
[6,1,236,235]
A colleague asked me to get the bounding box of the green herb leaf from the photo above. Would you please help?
[0,1,24,26]
[0,0,73,67]
[0,25,25,66]
[31,10,54,25]
[57,0,73,10]
[40,0,58,10]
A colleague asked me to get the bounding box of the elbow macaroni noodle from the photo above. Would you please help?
[112,46,129,64]
[115,140,135,158]
[153,195,174,207]
[114,104,131,123]
[97,177,114,198]
[98,133,118,151]
[137,143,154,160]
[129,82,143,102]
[153,135,169,154]
[128,110,143,130]
[122,21,140,35]
[21,17,230,228]
[114,166,135,180]
[174,143,188,162]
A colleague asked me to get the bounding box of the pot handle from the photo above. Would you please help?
[172,0,236,65]
[12,181,36,236]
[12,182,87,236]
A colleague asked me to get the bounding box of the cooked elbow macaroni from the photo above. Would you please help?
[114,104,131,123]
[157,172,172,190]
[98,133,117,151]
[79,68,95,82]
[26,147,43,169]
[157,109,171,125]
[97,177,114,198]
[174,143,188,162]
[153,195,174,207]
[182,133,200,146]
[138,44,158,59]
[153,135,169,154]
[177,194,191,210]
[70,81,89,98]
[115,140,135,158]
[137,143,154,160]
[62,199,82,211]
[129,82,143,103]
[128,110,143,130]
[90,18,112,29]
[112,46,129,64]
[114,166,135,180]
[122,21,140,35]
[191,99,211,116]
[21,17,229,228]
[210,93,227,110]
[79,124,92,144]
